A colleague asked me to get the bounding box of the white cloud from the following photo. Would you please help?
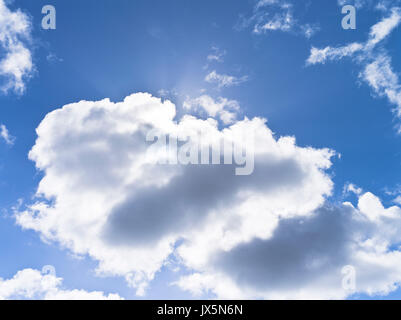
[207,47,226,63]
[176,192,401,299]
[306,5,401,65]
[367,7,401,47]
[248,0,319,38]
[337,0,371,9]
[307,43,364,65]
[256,0,281,8]
[344,183,363,195]
[307,7,401,65]
[0,0,34,94]
[254,11,294,33]
[0,124,14,145]
[183,95,240,124]
[307,7,401,128]
[394,196,401,205]
[46,52,63,64]
[301,24,320,39]
[15,92,401,299]
[337,0,401,10]
[360,54,401,116]
[375,1,401,11]
[205,70,248,89]
[0,268,123,300]
[16,92,335,296]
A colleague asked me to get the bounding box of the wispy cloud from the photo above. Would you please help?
[205,70,248,89]
[307,7,401,131]
[338,0,371,9]
[239,0,319,38]
[307,43,364,65]
[337,0,401,10]
[207,46,226,63]
[253,10,294,34]
[307,7,401,64]
[0,124,15,145]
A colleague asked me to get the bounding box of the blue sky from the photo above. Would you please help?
[1,0,401,299]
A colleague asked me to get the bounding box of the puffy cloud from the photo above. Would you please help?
[307,7,401,128]
[183,95,240,124]
[0,0,34,94]
[344,183,363,195]
[205,70,248,89]
[15,92,401,299]
[176,193,401,299]
[16,92,335,296]
[0,268,122,300]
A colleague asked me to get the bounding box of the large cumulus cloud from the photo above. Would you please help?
[19,92,401,299]
[16,93,401,299]
[15,92,335,296]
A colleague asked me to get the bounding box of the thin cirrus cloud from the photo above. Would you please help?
[307,6,401,130]
[337,0,401,10]
[207,47,226,63]
[0,268,123,300]
[0,0,34,95]
[338,0,370,9]
[13,92,401,299]
[0,124,15,145]
[204,47,248,90]
[239,0,319,38]
[205,70,249,89]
